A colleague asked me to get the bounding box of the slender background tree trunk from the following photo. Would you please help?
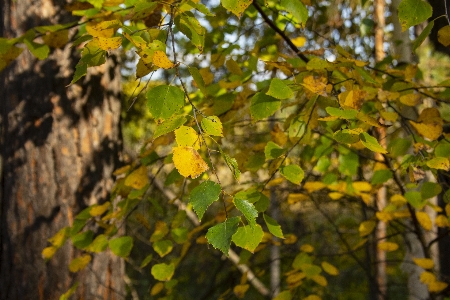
[0,0,125,298]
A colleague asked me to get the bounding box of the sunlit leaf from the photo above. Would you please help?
[420,271,436,284]
[416,211,432,231]
[151,263,175,281]
[360,132,388,154]
[173,146,209,179]
[86,234,108,253]
[189,180,221,220]
[124,165,149,190]
[232,224,264,252]
[280,165,305,185]
[95,36,122,50]
[234,198,258,227]
[153,115,187,139]
[175,126,201,149]
[263,214,284,238]
[206,216,240,255]
[410,108,443,141]
[428,281,448,293]
[147,85,185,121]
[221,0,252,17]
[398,0,432,31]
[438,25,450,47]
[266,78,294,99]
[153,240,173,257]
[265,141,285,160]
[292,36,306,47]
[426,157,449,171]
[153,50,176,69]
[280,0,309,24]
[201,116,223,137]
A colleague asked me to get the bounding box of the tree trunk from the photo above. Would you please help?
[0,0,125,299]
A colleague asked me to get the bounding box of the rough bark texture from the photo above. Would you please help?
[0,0,125,299]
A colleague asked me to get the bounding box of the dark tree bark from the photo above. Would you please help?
[0,0,125,299]
[429,0,450,55]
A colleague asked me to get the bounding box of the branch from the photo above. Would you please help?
[152,179,271,298]
[252,1,309,63]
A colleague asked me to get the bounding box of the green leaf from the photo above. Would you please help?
[413,20,434,51]
[273,290,292,300]
[219,147,240,181]
[109,236,133,257]
[221,0,252,17]
[250,92,281,121]
[232,225,264,253]
[292,252,313,269]
[171,227,188,244]
[280,0,309,24]
[263,214,284,238]
[300,264,322,277]
[189,66,208,95]
[405,191,425,209]
[326,107,358,119]
[175,12,205,51]
[147,85,185,121]
[371,169,393,185]
[360,132,388,154]
[388,138,411,157]
[153,115,187,139]
[398,0,432,32]
[140,254,153,268]
[71,230,94,249]
[201,116,223,137]
[24,38,50,60]
[71,62,88,84]
[436,142,450,158]
[151,263,175,281]
[189,180,222,220]
[59,282,79,300]
[421,182,442,200]
[86,234,108,253]
[266,78,294,99]
[333,129,361,144]
[338,151,359,176]
[265,141,285,160]
[206,216,240,255]
[234,198,258,227]
[153,240,173,257]
[280,165,305,185]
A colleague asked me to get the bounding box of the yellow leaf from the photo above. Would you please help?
[286,272,306,284]
[283,234,298,244]
[136,59,154,78]
[378,90,399,102]
[124,165,149,189]
[413,258,434,269]
[321,261,339,276]
[311,275,328,286]
[175,126,201,149]
[86,20,120,38]
[42,30,69,48]
[303,295,321,300]
[410,108,443,141]
[399,93,421,106]
[95,36,122,50]
[380,111,398,122]
[376,211,393,222]
[150,282,164,296]
[328,192,344,200]
[153,50,175,69]
[435,214,450,227]
[339,90,366,109]
[428,281,448,293]
[292,36,306,47]
[287,193,310,204]
[42,246,57,260]
[359,220,376,237]
[426,157,450,171]
[90,201,110,217]
[377,241,398,252]
[271,123,288,146]
[416,211,433,231]
[303,181,326,193]
[353,181,372,192]
[172,146,209,178]
[390,194,407,205]
[302,75,328,96]
[69,254,91,272]
[233,284,249,299]
[438,25,450,46]
[300,244,314,253]
[420,271,436,284]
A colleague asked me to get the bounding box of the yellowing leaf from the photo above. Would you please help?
[90,201,110,217]
[438,25,450,46]
[300,244,314,253]
[86,20,120,38]
[410,108,443,141]
[420,271,436,284]
[353,181,372,192]
[42,246,57,260]
[303,295,321,300]
[376,211,393,222]
[311,275,327,287]
[435,214,449,227]
[377,241,399,252]
[426,157,450,171]
[391,194,407,205]
[150,282,164,296]
[124,165,149,189]
[359,220,376,237]
[287,193,310,204]
[173,146,209,178]
[153,50,176,69]
[321,261,339,275]
[233,284,250,298]
[69,254,91,272]
[302,75,328,96]
[286,272,306,285]
[95,36,122,51]
[416,211,433,231]
[175,126,201,149]
[201,116,224,137]
[428,281,448,293]
[339,90,366,109]
[399,93,421,106]
[303,181,326,193]
[413,258,434,269]
[292,36,306,47]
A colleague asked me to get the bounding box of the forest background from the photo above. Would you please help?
[1,0,450,299]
